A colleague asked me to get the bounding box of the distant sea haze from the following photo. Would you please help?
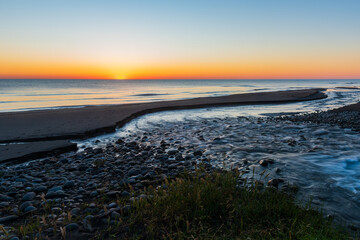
[0,79,359,112]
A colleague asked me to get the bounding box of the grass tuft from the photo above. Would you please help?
[105,169,350,239]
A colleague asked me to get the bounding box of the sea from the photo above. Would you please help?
[3,79,360,225]
[1,78,360,112]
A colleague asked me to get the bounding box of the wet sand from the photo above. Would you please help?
[331,102,360,112]
[0,89,326,163]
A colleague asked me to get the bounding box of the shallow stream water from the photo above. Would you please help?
[76,87,360,225]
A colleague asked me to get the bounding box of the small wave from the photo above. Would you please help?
[16,92,98,97]
[197,91,230,95]
[132,93,170,97]
[92,97,118,100]
[253,88,269,91]
[336,86,360,90]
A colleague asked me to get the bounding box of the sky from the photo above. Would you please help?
[0,0,359,79]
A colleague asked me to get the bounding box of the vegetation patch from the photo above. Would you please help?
[95,170,350,240]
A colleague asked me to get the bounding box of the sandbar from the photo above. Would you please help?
[0,89,326,163]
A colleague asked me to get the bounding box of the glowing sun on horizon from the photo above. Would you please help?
[113,75,128,80]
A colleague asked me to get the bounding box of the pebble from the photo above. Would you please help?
[63,180,75,189]
[22,192,36,201]
[34,185,47,193]
[259,160,268,166]
[65,223,79,232]
[0,194,13,202]
[0,215,18,224]
[24,206,37,213]
[20,201,33,212]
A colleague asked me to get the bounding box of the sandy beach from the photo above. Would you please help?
[0,88,326,163]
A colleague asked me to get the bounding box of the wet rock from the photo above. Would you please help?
[166,149,178,155]
[20,201,33,212]
[106,191,120,197]
[313,129,328,136]
[48,186,62,192]
[90,190,99,197]
[22,192,36,201]
[24,206,37,213]
[45,192,58,199]
[193,150,203,156]
[63,180,75,189]
[0,215,18,224]
[259,160,268,166]
[83,215,96,232]
[128,168,141,176]
[121,191,130,197]
[108,202,117,208]
[0,194,13,202]
[34,185,47,193]
[71,208,81,216]
[268,179,282,188]
[0,202,10,208]
[65,223,79,232]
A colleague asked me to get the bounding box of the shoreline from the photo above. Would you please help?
[0,110,355,239]
[0,88,326,164]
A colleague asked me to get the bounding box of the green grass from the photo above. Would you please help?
[100,169,350,240]
[7,169,352,239]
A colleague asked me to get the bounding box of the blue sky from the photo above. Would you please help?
[1,0,359,79]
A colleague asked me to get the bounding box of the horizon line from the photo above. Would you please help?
[1,78,360,80]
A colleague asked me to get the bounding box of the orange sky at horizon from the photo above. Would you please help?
[1,56,360,80]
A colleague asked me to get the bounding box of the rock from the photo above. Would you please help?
[63,181,75,189]
[168,163,178,169]
[274,168,281,173]
[24,206,37,213]
[128,168,141,176]
[90,190,98,197]
[65,223,79,232]
[193,150,203,156]
[34,185,47,193]
[0,194,13,202]
[106,191,120,197]
[121,191,130,197]
[45,192,58,199]
[259,160,268,166]
[48,186,62,192]
[108,202,117,209]
[166,149,178,155]
[268,179,280,188]
[45,190,65,199]
[0,202,10,207]
[71,208,81,216]
[0,215,18,224]
[111,211,120,219]
[83,215,95,232]
[313,129,328,136]
[20,201,33,212]
[22,192,36,201]
[51,207,62,214]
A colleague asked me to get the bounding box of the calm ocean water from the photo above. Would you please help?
[1,79,360,112]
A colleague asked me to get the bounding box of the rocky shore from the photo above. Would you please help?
[0,121,302,240]
[1,99,360,239]
[275,104,360,132]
